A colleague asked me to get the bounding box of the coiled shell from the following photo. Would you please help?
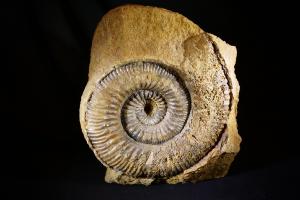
[84,61,230,178]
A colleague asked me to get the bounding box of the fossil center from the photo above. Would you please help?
[144,99,157,116]
[116,64,190,145]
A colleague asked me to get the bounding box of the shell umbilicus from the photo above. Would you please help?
[80,5,241,185]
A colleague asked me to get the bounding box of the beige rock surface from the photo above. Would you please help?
[79,5,241,185]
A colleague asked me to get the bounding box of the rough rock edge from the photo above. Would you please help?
[104,34,241,185]
[105,168,154,186]
[165,34,241,184]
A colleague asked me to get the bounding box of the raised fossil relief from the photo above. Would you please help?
[80,5,241,185]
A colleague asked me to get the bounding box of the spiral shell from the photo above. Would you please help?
[84,61,230,178]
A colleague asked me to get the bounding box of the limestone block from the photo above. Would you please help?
[79,5,241,185]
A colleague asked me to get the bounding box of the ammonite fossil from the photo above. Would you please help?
[80,5,241,185]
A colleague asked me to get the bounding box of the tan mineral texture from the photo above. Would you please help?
[79,5,241,185]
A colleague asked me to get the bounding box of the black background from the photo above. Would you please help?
[3,0,299,199]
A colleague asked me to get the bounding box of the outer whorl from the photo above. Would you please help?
[80,5,241,184]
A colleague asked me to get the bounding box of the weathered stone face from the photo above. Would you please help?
[79,5,241,185]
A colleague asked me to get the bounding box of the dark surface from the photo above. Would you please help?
[3,0,299,199]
